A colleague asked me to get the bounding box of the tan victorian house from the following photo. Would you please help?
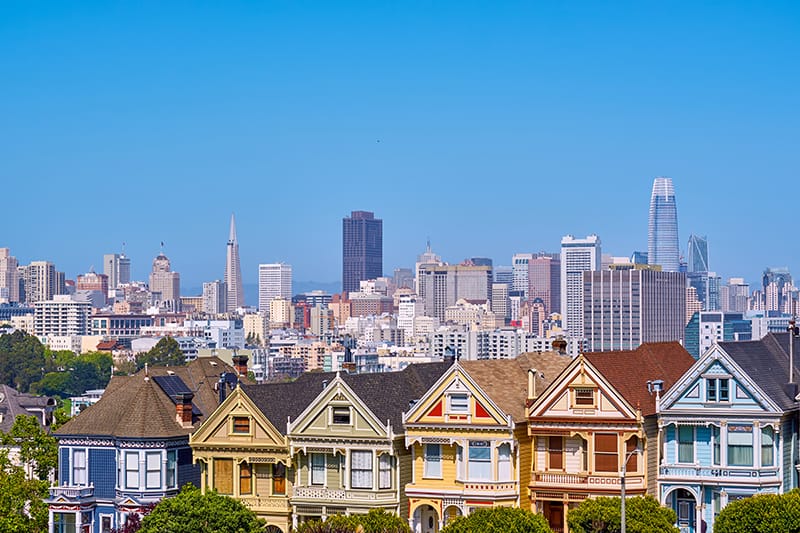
[403,352,571,533]
[190,371,335,533]
[528,342,694,532]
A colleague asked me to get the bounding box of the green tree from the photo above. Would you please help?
[0,449,49,532]
[441,507,552,533]
[31,351,112,398]
[1,414,58,481]
[714,489,800,533]
[295,509,411,533]
[136,337,184,370]
[567,495,678,533]
[138,484,264,533]
[0,330,47,393]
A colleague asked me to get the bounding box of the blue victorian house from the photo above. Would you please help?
[47,356,247,533]
[657,333,799,533]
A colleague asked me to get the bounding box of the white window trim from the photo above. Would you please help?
[72,448,88,486]
[330,405,353,426]
[310,453,326,486]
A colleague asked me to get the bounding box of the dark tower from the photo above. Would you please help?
[342,211,383,294]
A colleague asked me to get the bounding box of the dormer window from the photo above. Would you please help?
[575,388,595,406]
[448,394,469,413]
[706,378,730,402]
[332,406,351,425]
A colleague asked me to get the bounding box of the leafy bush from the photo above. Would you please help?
[714,489,800,533]
[294,509,410,533]
[441,506,552,533]
[567,495,678,533]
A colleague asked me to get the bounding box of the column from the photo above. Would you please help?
[48,509,54,533]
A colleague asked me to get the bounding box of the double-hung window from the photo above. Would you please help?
[678,426,694,463]
[594,434,618,472]
[706,378,730,402]
[761,426,775,467]
[350,450,373,489]
[423,444,441,478]
[468,441,492,480]
[72,449,87,485]
[712,426,721,465]
[497,443,512,481]
[728,425,754,466]
[310,453,326,485]
[125,452,139,489]
[378,454,392,489]
[145,452,161,489]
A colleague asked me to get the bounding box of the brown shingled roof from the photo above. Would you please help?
[55,357,243,439]
[583,342,695,417]
[461,352,573,422]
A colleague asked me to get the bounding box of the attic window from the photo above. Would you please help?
[232,417,250,434]
[332,406,351,425]
[448,394,469,413]
[575,388,595,406]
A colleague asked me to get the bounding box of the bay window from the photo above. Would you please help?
[728,425,753,466]
[761,426,774,467]
[423,444,441,478]
[351,450,373,489]
[678,426,694,463]
[310,453,325,485]
[468,441,491,480]
[125,452,139,489]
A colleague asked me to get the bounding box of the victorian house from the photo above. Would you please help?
[286,363,449,528]
[657,333,800,533]
[190,370,338,533]
[47,356,246,533]
[528,343,694,532]
[403,352,571,533]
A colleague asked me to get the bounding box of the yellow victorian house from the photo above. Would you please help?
[403,352,571,533]
[190,371,340,533]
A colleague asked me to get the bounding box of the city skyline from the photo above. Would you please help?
[2,3,798,288]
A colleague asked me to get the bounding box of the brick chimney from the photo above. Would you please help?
[232,354,248,377]
[175,392,194,428]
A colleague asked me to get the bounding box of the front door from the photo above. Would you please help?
[545,502,564,532]
[676,489,696,532]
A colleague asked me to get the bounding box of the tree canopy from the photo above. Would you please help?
[0,448,49,532]
[1,414,58,481]
[0,330,47,393]
[714,490,800,533]
[136,337,184,370]
[567,495,678,533]
[138,484,264,533]
[295,509,411,533]
[441,506,552,533]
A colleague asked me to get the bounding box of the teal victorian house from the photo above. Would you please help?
[657,333,799,533]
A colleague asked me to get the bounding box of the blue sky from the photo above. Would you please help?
[2,1,798,290]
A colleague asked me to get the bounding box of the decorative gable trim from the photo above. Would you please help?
[659,344,782,413]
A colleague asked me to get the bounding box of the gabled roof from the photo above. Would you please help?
[0,385,56,433]
[243,362,452,434]
[55,357,242,439]
[720,333,800,411]
[461,352,572,421]
[584,342,695,417]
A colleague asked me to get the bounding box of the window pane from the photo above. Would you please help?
[762,427,774,467]
[719,379,730,402]
[678,426,694,463]
[273,463,286,495]
[728,425,753,466]
[379,454,392,489]
[126,452,139,489]
[575,388,594,405]
[449,394,469,412]
[626,437,638,471]
[311,454,325,485]
[214,458,233,494]
[146,452,161,489]
[712,426,721,465]
[468,441,491,481]
[332,407,351,424]
[594,434,618,472]
[549,437,563,470]
[351,450,373,489]
[424,444,441,478]
[498,443,512,481]
[706,379,717,401]
[232,417,250,433]
[240,462,252,494]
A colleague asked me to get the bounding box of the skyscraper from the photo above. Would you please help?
[225,214,244,312]
[22,261,60,304]
[686,234,709,273]
[512,253,533,298]
[648,177,680,272]
[0,248,20,303]
[258,263,292,312]
[342,211,382,295]
[583,267,686,352]
[529,255,561,315]
[560,234,601,337]
[104,252,131,289]
[203,280,227,316]
[149,253,180,311]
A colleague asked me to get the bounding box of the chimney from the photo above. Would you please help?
[175,392,194,428]
[552,337,568,356]
[232,354,249,377]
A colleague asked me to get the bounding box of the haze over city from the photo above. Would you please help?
[2,2,798,287]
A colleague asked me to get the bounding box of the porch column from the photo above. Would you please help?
[75,510,82,533]
[696,502,704,533]
[48,509,54,533]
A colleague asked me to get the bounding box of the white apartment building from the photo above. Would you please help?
[34,295,91,337]
[202,280,227,316]
[258,263,292,312]
[560,234,601,337]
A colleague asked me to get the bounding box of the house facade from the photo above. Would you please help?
[287,363,448,528]
[47,357,245,533]
[528,343,694,533]
[657,333,799,533]
[403,352,571,533]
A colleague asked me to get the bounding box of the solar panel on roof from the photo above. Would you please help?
[152,375,202,416]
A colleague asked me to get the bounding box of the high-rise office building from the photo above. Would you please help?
[258,263,292,312]
[415,241,443,295]
[686,235,709,273]
[34,294,91,337]
[225,214,244,311]
[0,248,20,303]
[342,211,382,295]
[721,278,750,313]
[648,177,680,272]
[103,252,131,289]
[417,264,491,320]
[149,253,180,311]
[22,261,61,304]
[512,253,533,299]
[583,267,686,352]
[762,267,792,312]
[560,234,601,337]
[529,256,561,315]
[203,280,227,316]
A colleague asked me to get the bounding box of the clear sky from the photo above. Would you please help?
[2,1,798,290]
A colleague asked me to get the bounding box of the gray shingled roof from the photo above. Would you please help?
[0,385,55,433]
[720,332,800,412]
[243,362,452,434]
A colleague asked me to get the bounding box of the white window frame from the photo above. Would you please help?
[166,450,178,488]
[330,406,352,425]
[423,444,442,479]
[497,443,512,481]
[310,453,326,486]
[72,448,87,486]
[125,451,140,489]
[677,425,695,464]
[448,394,469,413]
[145,451,162,489]
[378,454,392,489]
[350,450,373,489]
[467,441,492,481]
